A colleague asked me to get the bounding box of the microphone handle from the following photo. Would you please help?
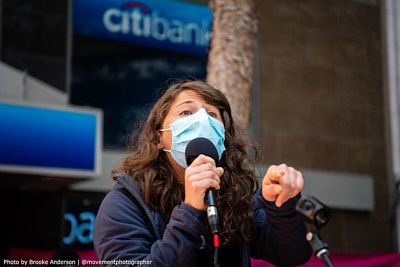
[206,188,217,207]
[206,188,219,235]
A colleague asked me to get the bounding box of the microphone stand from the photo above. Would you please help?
[304,226,334,267]
[296,195,335,267]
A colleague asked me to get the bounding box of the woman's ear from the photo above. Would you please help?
[157,142,164,150]
[156,131,164,150]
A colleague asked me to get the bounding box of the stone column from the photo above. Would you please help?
[381,0,400,251]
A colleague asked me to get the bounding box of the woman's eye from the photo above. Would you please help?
[181,110,192,116]
[208,112,217,118]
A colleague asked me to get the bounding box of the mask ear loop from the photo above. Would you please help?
[159,128,171,132]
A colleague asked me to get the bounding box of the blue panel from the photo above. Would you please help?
[0,103,97,171]
[72,0,212,55]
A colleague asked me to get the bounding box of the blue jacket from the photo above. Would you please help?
[94,174,312,266]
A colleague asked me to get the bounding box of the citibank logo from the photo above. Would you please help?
[102,1,210,48]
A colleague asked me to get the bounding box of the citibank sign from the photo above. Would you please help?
[73,0,212,55]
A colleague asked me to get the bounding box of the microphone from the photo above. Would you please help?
[185,137,220,236]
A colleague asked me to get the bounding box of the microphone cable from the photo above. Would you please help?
[213,234,219,267]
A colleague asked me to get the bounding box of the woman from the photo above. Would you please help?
[93,80,312,266]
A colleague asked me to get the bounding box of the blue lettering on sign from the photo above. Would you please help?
[73,0,213,55]
[63,212,96,245]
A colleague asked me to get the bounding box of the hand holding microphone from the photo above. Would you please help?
[184,154,223,211]
[184,138,223,235]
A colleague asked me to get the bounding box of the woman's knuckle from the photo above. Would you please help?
[203,170,212,177]
[282,179,291,187]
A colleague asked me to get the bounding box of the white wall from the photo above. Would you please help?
[70,149,126,192]
[0,62,67,104]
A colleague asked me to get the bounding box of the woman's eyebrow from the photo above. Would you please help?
[203,102,219,111]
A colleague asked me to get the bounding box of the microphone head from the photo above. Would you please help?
[185,137,219,167]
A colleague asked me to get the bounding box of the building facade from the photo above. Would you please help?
[1,0,399,255]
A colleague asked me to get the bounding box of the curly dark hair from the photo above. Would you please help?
[114,79,259,247]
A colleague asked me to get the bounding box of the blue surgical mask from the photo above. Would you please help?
[159,108,226,168]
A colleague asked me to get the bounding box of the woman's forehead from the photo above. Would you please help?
[171,90,216,108]
[174,90,203,102]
